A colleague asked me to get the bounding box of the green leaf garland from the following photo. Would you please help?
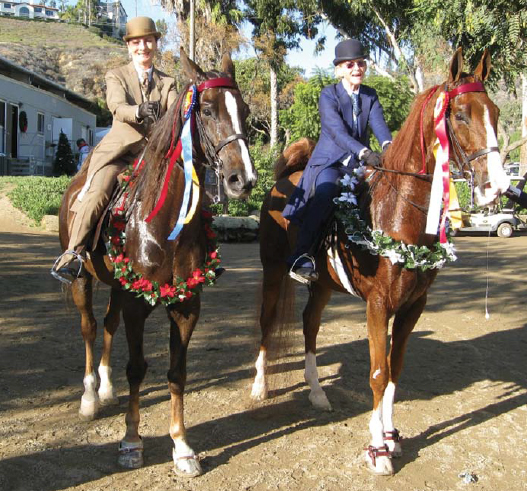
[334,173,457,271]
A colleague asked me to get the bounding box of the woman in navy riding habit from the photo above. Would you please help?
[284,38,392,283]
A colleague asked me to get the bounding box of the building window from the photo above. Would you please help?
[45,9,53,16]
[34,6,42,12]
[4,3,12,8]
[19,6,30,16]
[37,113,44,134]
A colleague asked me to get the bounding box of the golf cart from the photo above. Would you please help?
[456,210,520,237]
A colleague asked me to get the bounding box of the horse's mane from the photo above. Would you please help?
[274,138,316,180]
[130,70,226,214]
[382,85,439,171]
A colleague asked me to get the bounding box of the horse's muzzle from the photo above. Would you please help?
[224,169,257,199]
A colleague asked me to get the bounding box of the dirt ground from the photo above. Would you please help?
[0,197,526,491]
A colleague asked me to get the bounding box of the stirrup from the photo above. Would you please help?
[51,250,85,285]
[288,254,316,285]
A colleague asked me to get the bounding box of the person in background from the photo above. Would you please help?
[504,184,527,208]
[283,38,392,283]
[76,138,90,172]
[51,16,178,283]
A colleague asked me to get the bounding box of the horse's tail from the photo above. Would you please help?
[274,137,316,180]
[256,271,298,376]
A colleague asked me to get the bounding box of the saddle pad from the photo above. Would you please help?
[326,234,359,297]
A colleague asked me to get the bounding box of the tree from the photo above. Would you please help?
[244,0,323,147]
[53,131,76,176]
[158,0,245,71]
[235,57,303,143]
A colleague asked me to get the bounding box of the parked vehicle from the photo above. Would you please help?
[454,210,525,238]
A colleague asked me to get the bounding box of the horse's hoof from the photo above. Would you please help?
[250,382,268,401]
[387,442,402,458]
[308,390,333,411]
[364,445,394,476]
[98,390,119,407]
[384,429,402,457]
[118,439,144,469]
[173,450,202,478]
[78,395,99,421]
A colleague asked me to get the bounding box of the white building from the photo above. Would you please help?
[0,1,59,20]
[0,55,96,175]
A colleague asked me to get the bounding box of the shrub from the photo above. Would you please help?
[212,144,278,216]
[6,176,71,224]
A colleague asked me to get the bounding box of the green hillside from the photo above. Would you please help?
[0,17,128,100]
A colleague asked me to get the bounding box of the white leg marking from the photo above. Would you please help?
[382,382,402,456]
[225,91,257,182]
[79,371,99,420]
[98,364,119,406]
[373,368,381,379]
[251,349,268,400]
[475,106,510,205]
[365,406,393,475]
[305,352,332,411]
[171,433,202,477]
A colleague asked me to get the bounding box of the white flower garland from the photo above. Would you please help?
[334,173,457,271]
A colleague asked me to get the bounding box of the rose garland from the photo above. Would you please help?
[334,173,457,271]
[106,165,221,307]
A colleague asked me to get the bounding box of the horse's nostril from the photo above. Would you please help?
[228,173,241,185]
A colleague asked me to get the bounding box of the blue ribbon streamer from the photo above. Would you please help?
[167,117,193,241]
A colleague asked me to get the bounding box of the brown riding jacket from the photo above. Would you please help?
[86,62,178,177]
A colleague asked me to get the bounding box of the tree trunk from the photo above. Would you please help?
[270,65,278,149]
[520,73,527,165]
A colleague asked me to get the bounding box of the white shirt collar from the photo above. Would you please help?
[341,79,360,97]
[133,63,153,81]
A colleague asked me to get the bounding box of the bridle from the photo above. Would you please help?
[372,81,497,181]
[371,80,498,214]
[195,78,248,175]
[443,82,498,180]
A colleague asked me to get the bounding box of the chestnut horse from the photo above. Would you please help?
[251,49,509,475]
[58,51,256,477]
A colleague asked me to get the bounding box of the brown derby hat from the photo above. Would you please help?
[123,16,161,42]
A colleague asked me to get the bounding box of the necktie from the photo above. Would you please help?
[141,71,150,97]
[351,92,360,118]
[351,92,360,134]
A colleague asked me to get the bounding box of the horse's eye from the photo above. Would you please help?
[455,112,469,124]
[202,108,212,117]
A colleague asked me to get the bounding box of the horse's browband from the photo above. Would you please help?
[198,77,237,92]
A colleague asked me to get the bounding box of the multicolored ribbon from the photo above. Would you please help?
[425,90,450,243]
[144,77,238,239]
[145,85,199,241]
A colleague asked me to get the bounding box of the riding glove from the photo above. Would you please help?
[361,149,382,167]
[137,101,160,121]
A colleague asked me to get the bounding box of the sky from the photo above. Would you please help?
[119,0,339,78]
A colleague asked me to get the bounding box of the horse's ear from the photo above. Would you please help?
[448,47,464,83]
[221,52,235,80]
[474,49,491,81]
[180,47,206,83]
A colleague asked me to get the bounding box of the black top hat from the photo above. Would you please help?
[333,39,367,66]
